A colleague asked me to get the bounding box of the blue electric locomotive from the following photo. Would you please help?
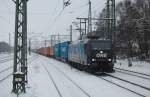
[68,39,114,72]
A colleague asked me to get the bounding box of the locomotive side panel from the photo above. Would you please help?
[68,40,87,65]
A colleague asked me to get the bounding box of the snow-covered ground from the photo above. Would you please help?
[0,53,13,59]
[115,59,150,75]
[0,54,149,97]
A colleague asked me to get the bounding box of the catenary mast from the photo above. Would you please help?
[12,0,28,94]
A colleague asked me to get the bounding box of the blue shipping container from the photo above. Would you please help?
[60,41,70,61]
[54,41,70,61]
[54,43,60,58]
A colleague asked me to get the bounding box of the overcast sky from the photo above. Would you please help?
[0,0,121,46]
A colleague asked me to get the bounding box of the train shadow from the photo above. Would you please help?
[93,72,107,76]
[93,70,115,77]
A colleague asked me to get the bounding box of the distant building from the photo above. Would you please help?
[0,42,11,53]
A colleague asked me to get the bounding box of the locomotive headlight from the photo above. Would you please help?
[92,59,96,61]
[100,51,103,54]
[108,59,112,61]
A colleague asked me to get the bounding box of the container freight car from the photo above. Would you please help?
[68,39,114,72]
[36,47,53,57]
[54,43,60,59]
[54,41,70,61]
[60,41,70,61]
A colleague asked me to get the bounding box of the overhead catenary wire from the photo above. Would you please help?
[3,0,14,13]
[46,0,100,32]
[0,0,13,24]
[73,0,103,19]
[45,0,90,33]
[67,3,89,14]
[50,8,65,29]
[92,0,105,16]
[44,0,64,33]
[53,0,60,15]
[0,15,12,26]
[49,0,102,36]
[46,3,68,33]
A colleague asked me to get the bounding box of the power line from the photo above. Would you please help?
[46,0,88,33]
[0,15,12,26]
[3,0,13,13]
[68,3,89,14]
[46,4,67,33]
[0,0,13,13]
[44,0,63,33]
[45,1,88,33]
[52,0,60,15]
[46,0,104,34]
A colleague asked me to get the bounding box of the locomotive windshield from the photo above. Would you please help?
[91,40,111,50]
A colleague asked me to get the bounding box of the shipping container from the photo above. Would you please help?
[36,47,53,57]
[54,43,61,59]
[60,41,70,61]
[54,41,70,61]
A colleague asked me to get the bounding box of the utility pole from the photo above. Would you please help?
[106,0,116,41]
[51,35,53,47]
[112,0,116,62]
[88,0,92,33]
[79,19,82,39]
[84,19,87,35]
[9,33,11,46]
[70,25,72,42]
[9,33,11,54]
[106,0,110,39]
[45,40,46,47]
[76,18,88,39]
[63,0,65,9]
[12,0,28,94]
[29,38,31,55]
[112,0,116,44]
[106,0,116,62]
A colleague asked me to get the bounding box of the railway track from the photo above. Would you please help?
[52,65,91,97]
[42,64,63,97]
[0,57,13,64]
[0,53,13,57]
[0,66,13,74]
[0,54,13,59]
[0,66,13,82]
[0,55,38,74]
[114,67,150,77]
[0,54,38,64]
[40,56,150,97]
[0,55,11,59]
[0,73,12,82]
[105,73,150,91]
[42,59,91,97]
[0,55,38,83]
[97,74,146,97]
[96,73,150,97]
[115,69,150,81]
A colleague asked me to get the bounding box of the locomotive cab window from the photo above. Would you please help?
[91,41,111,50]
